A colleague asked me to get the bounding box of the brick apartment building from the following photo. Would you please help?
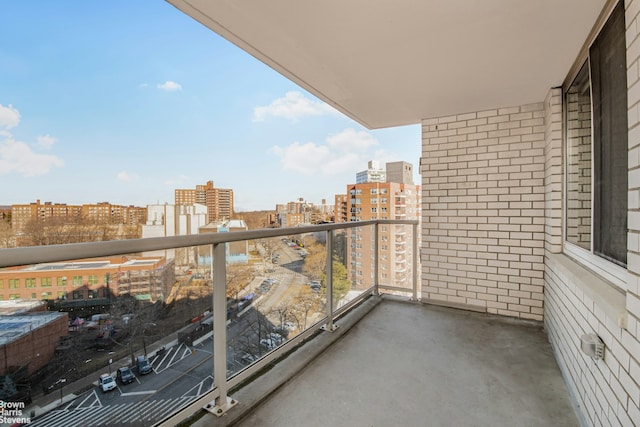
[175,180,234,223]
[336,161,420,290]
[10,200,147,233]
[0,256,174,303]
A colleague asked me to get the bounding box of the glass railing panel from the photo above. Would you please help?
[333,224,373,310]
[345,224,376,291]
[227,232,327,370]
[1,245,217,426]
[378,222,419,299]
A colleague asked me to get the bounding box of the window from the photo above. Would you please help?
[73,276,83,287]
[9,294,19,300]
[371,189,378,194]
[57,277,67,286]
[371,198,378,204]
[57,291,67,300]
[371,207,377,213]
[25,278,36,288]
[72,290,82,300]
[41,292,52,300]
[8,279,19,289]
[41,277,52,287]
[564,1,628,282]
[0,280,3,289]
[88,275,98,285]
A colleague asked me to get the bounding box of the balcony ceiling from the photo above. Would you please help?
[167,0,607,129]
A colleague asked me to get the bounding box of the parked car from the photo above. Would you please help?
[99,373,116,393]
[308,280,321,291]
[116,366,135,385]
[260,332,284,350]
[283,321,296,331]
[136,355,152,375]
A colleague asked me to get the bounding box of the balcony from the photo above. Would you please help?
[0,219,580,427]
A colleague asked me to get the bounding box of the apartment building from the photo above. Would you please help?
[334,194,348,223]
[175,180,234,222]
[10,200,146,233]
[340,161,420,290]
[356,160,386,184]
[0,256,174,303]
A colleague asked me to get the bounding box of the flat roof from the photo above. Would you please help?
[0,312,67,345]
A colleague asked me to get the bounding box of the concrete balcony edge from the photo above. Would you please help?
[188,294,388,427]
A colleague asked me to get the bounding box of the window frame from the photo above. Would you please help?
[562,0,628,290]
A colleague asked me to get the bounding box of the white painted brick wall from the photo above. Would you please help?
[543,1,640,426]
[421,2,640,424]
[421,103,546,320]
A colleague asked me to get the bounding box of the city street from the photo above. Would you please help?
[27,238,321,426]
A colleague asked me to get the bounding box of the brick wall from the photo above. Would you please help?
[421,104,546,320]
[544,0,640,425]
[0,314,68,375]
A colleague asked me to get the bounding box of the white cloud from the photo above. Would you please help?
[157,81,182,92]
[327,128,378,152]
[37,134,57,150]
[253,91,338,122]
[0,104,21,129]
[271,128,379,176]
[0,138,64,177]
[117,171,138,182]
[138,83,149,89]
[270,142,332,175]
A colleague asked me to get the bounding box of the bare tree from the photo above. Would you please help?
[292,288,322,331]
[226,264,253,300]
[301,240,326,281]
[0,220,15,248]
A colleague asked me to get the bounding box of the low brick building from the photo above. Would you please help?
[0,312,68,375]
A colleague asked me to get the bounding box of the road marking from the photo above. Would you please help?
[119,390,157,396]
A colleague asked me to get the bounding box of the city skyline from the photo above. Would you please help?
[0,1,420,212]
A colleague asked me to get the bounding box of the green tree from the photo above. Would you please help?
[322,258,351,303]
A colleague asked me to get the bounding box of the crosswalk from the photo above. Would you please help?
[30,396,197,427]
[150,343,192,373]
[30,375,214,427]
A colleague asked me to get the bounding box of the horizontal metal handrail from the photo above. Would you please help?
[0,220,418,268]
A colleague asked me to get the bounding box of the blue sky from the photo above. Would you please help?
[0,1,420,211]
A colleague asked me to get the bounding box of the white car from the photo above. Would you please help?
[99,373,116,393]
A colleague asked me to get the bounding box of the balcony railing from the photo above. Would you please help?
[0,219,418,426]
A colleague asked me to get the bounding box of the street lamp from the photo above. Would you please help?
[56,378,66,403]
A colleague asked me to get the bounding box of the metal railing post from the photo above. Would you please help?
[373,223,379,295]
[322,230,338,332]
[412,222,419,301]
[205,242,237,416]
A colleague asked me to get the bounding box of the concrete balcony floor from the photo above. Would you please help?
[195,296,579,427]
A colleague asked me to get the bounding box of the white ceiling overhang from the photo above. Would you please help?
[166,0,607,129]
